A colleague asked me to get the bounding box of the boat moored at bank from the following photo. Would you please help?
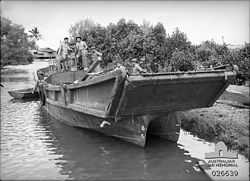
[36,62,236,146]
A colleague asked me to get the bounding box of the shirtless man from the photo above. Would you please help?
[75,36,88,70]
[57,37,71,71]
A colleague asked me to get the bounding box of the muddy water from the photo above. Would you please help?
[0,60,248,180]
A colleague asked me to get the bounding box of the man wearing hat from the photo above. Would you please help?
[57,37,71,71]
[75,36,88,70]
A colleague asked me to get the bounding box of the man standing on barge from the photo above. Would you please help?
[57,37,71,71]
[75,36,88,70]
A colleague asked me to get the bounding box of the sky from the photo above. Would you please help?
[1,1,249,49]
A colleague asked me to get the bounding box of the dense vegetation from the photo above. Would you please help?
[1,17,38,67]
[1,17,249,80]
[69,19,250,78]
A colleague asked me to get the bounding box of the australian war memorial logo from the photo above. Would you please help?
[199,141,242,180]
[205,141,238,159]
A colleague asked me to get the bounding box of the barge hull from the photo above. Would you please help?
[45,101,148,146]
[45,101,181,146]
[38,67,236,146]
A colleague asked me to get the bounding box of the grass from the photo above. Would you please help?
[181,87,249,159]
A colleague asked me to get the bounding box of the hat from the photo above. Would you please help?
[64,37,69,40]
[75,36,81,40]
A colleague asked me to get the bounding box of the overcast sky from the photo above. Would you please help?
[1,1,249,49]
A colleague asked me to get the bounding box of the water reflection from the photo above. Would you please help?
[10,97,39,103]
[36,109,209,180]
[1,76,31,83]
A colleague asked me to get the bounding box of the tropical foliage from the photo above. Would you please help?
[69,18,249,79]
[28,27,42,41]
[1,17,37,67]
[1,16,249,81]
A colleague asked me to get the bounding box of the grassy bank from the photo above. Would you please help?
[181,85,249,159]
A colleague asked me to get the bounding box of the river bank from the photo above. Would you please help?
[181,85,249,159]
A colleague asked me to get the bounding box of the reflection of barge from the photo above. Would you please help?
[37,62,236,146]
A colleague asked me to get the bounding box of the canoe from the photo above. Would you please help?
[37,64,236,146]
[8,88,39,99]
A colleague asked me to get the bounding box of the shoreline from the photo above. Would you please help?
[181,85,249,159]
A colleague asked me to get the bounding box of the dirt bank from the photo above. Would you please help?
[181,85,249,159]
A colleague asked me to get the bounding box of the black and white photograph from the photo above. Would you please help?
[1,0,249,180]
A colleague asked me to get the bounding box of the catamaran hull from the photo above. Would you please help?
[44,100,181,147]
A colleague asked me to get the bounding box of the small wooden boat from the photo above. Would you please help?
[37,62,236,146]
[8,88,39,99]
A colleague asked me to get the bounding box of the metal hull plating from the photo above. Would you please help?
[44,100,181,146]
[38,67,236,146]
[44,100,148,146]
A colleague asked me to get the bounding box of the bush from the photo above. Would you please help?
[69,19,194,72]
[170,50,195,71]
[68,18,249,76]
[1,17,35,67]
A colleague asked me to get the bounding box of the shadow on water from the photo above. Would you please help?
[37,109,209,180]
[9,97,39,103]
[1,76,31,83]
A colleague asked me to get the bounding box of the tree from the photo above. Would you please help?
[165,28,191,60]
[28,27,42,40]
[223,45,250,79]
[68,18,249,78]
[69,19,97,40]
[1,17,35,67]
[169,50,195,71]
[140,20,152,35]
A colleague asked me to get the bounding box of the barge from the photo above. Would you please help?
[37,62,236,146]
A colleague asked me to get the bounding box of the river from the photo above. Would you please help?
[0,60,248,180]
